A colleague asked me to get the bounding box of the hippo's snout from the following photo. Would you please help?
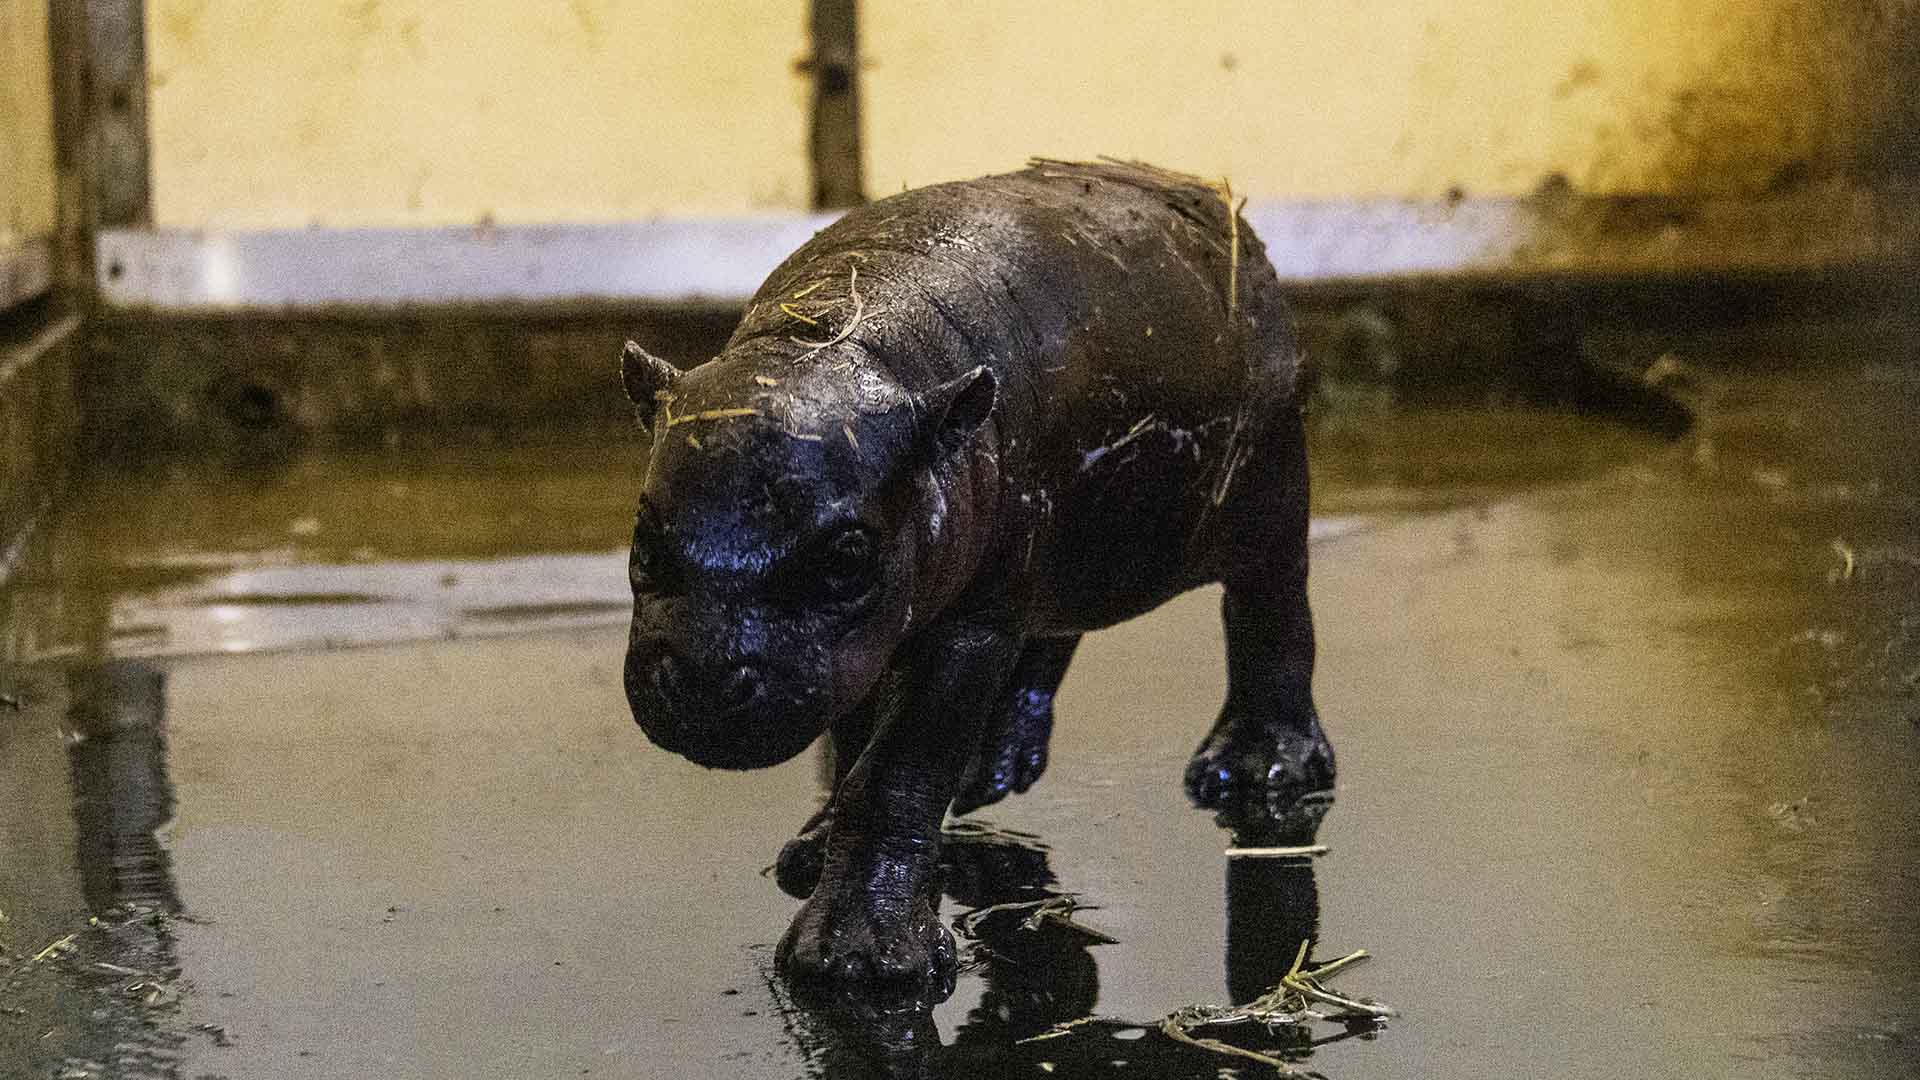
[625,631,825,771]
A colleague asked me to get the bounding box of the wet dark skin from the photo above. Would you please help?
[622,160,1333,1005]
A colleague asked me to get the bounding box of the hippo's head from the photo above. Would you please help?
[618,341,997,769]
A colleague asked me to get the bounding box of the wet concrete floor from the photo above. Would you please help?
[2,322,1916,1078]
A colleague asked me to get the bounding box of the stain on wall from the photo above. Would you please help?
[863,0,1919,201]
[1577,0,1920,195]
[0,1,57,245]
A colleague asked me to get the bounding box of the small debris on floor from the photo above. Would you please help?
[194,1021,234,1047]
[1021,940,1395,1075]
[30,934,76,965]
[1224,843,1329,859]
[955,894,1116,945]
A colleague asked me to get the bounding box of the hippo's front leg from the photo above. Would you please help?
[773,692,884,899]
[776,619,1020,1002]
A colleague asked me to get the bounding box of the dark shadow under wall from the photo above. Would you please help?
[0,297,81,576]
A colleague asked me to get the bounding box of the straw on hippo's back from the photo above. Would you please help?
[620,160,1331,1003]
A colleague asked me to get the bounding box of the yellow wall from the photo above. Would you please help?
[145,0,813,229]
[139,1,1912,229]
[0,0,57,245]
[862,0,1914,200]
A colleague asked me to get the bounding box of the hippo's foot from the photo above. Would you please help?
[774,802,834,900]
[1185,704,1336,844]
[950,638,1078,816]
[776,888,958,1007]
[951,696,1052,816]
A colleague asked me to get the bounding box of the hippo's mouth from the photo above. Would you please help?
[633,699,825,771]
[674,724,821,770]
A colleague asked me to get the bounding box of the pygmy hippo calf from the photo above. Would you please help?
[621,160,1333,1003]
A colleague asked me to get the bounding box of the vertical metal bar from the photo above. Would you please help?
[48,0,96,289]
[48,0,150,292]
[85,0,151,229]
[807,0,865,208]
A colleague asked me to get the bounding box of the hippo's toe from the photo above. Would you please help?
[774,801,834,899]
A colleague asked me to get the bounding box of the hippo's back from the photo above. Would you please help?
[734,161,1304,631]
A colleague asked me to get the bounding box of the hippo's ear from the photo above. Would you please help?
[915,365,998,454]
[621,341,684,413]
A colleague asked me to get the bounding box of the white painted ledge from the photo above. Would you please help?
[95,187,1920,312]
[96,214,843,311]
[0,236,54,313]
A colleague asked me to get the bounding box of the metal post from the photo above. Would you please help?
[48,0,150,293]
[806,0,865,209]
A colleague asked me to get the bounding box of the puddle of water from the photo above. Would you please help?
[0,410,1652,665]
[3,361,1915,1078]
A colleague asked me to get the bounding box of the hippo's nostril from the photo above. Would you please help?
[654,655,760,715]
[718,665,763,711]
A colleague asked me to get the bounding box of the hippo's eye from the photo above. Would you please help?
[816,526,878,598]
[631,541,659,590]
[631,506,678,594]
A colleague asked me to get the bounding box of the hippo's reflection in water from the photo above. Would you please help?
[775,826,1365,1078]
[0,661,192,1080]
[942,823,1102,1049]
[65,660,182,915]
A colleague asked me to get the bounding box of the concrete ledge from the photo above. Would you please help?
[0,238,54,314]
[71,185,1917,462]
[96,187,1920,311]
[78,264,1910,461]
[79,304,743,460]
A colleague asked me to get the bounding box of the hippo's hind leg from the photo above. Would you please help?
[1185,408,1336,842]
[951,636,1080,816]
[1186,585,1335,840]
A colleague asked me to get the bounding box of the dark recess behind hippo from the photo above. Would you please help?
[619,160,1332,1004]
